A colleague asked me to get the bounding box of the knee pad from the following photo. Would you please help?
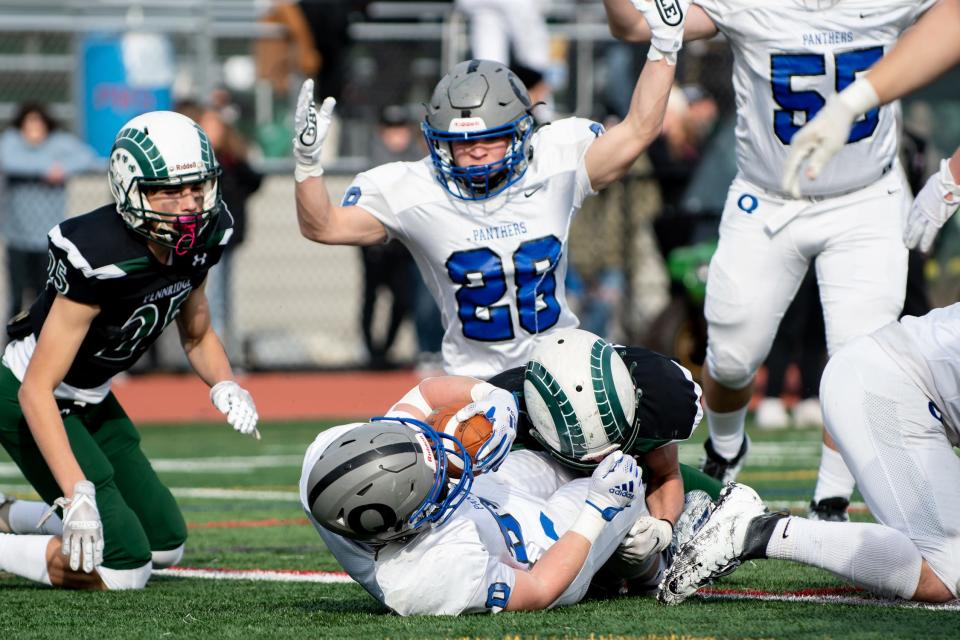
[706,344,756,390]
[151,544,185,569]
[97,562,152,590]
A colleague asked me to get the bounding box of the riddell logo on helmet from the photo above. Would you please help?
[414,433,437,472]
[176,161,198,171]
[449,117,487,132]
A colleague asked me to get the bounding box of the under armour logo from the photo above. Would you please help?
[193,253,207,266]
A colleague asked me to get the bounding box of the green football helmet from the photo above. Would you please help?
[108,110,222,253]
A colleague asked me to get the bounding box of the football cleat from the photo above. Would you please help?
[755,398,789,430]
[700,435,750,484]
[792,398,824,429]
[670,489,715,556]
[658,483,783,605]
[808,497,850,522]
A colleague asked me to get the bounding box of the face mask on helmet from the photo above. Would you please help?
[306,417,473,544]
[422,59,535,201]
[523,329,641,470]
[108,111,222,255]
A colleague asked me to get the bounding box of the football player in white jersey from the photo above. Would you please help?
[291,1,689,380]
[785,0,960,188]
[300,417,648,615]
[604,0,934,521]
[659,302,960,605]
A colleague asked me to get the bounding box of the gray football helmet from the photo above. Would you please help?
[422,59,535,200]
[304,418,473,543]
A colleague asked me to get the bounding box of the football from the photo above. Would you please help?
[426,404,493,478]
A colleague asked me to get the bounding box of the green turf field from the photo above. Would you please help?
[1,420,956,639]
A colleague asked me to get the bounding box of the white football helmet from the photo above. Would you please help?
[108,110,222,252]
[523,329,640,470]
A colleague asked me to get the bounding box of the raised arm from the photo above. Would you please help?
[602,0,717,43]
[293,80,388,246]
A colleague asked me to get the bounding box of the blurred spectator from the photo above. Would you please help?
[361,106,421,369]
[455,0,554,122]
[199,103,264,364]
[0,103,99,322]
[755,264,827,430]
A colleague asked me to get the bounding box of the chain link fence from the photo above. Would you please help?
[1,1,957,370]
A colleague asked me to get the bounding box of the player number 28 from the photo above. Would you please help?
[446,236,562,341]
[771,46,883,145]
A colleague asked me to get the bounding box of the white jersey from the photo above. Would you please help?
[871,303,960,445]
[695,0,932,196]
[299,424,641,616]
[348,118,602,378]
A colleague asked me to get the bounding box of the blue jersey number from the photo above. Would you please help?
[479,497,529,565]
[446,236,562,341]
[771,47,883,145]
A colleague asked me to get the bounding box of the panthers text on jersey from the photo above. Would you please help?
[870,302,960,445]
[695,0,933,196]
[487,345,703,460]
[344,118,606,378]
[2,204,233,403]
[299,423,642,616]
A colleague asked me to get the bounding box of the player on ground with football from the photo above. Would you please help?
[392,329,720,594]
[301,400,648,614]
[291,1,688,380]
[605,0,935,522]
[0,111,258,590]
[659,301,960,605]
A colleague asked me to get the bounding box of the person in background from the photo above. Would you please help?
[0,103,100,322]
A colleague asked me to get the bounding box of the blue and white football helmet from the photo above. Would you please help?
[304,416,473,543]
[422,59,535,201]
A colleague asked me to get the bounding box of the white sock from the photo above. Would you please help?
[0,533,53,585]
[706,405,748,460]
[9,500,62,535]
[813,444,856,503]
[766,517,921,599]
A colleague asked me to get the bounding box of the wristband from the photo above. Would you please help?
[569,506,607,544]
[647,47,677,66]
[469,382,498,402]
[295,162,325,183]
[837,77,880,115]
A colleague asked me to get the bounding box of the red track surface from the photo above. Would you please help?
[112,371,422,423]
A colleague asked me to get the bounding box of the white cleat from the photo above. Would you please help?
[657,483,773,605]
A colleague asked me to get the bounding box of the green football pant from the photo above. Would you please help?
[0,365,186,570]
[679,462,723,500]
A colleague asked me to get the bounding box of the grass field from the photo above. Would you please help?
[1,419,957,639]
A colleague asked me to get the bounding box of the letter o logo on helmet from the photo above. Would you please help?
[523,329,639,470]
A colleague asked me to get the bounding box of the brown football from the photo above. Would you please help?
[426,404,493,478]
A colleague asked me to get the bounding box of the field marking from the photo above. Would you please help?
[189,517,310,529]
[154,567,960,610]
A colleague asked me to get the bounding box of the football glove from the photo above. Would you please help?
[631,0,690,63]
[782,78,880,197]
[40,481,104,573]
[293,79,336,182]
[617,516,673,565]
[904,158,960,252]
[571,451,642,543]
[456,388,518,474]
[211,381,260,440]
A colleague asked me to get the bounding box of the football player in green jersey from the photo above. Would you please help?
[0,111,258,590]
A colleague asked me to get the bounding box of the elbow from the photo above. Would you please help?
[608,20,645,43]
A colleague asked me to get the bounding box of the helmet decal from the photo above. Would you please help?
[113,127,169,178]
[524,360,585,459]
[590,339,633,444]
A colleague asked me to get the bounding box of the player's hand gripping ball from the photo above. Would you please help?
[427,405,493,478]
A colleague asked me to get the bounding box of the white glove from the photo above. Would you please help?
[45,481,104,573]
[904,158,960,252]
[455,388,518,474]
[293,79,336,182]
[617,515,673,564]
[631,0,690,63]
[782,78,880,198]
[570,451,642,543]
[210,381,260,440]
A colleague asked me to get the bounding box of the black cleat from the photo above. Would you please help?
[808,497,850,522]
[701,435,751,484]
